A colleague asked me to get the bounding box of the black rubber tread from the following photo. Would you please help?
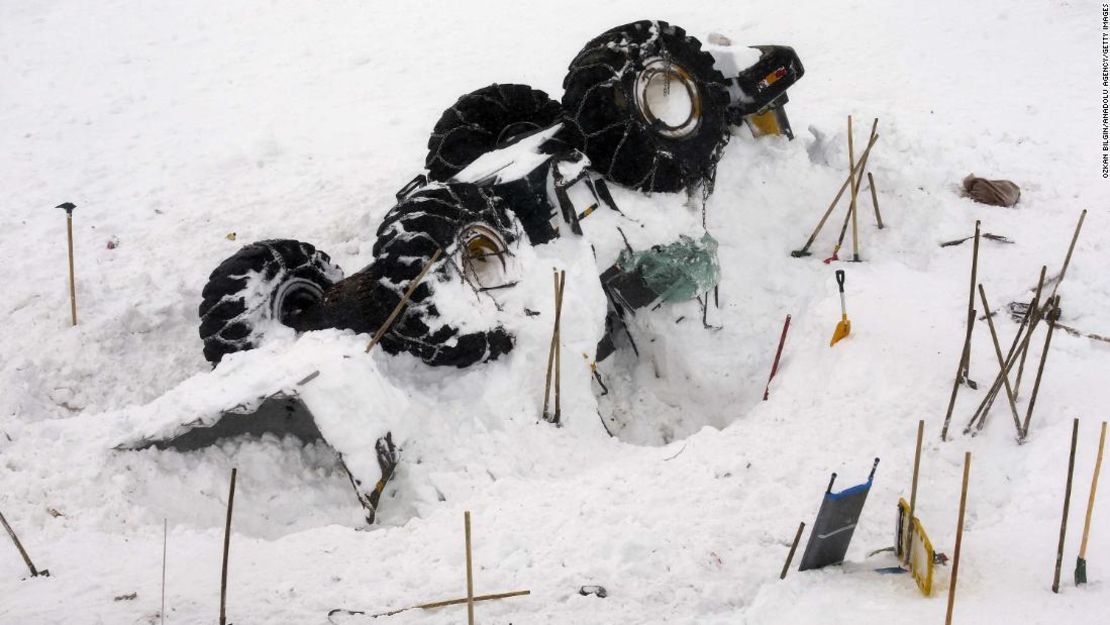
[425,83,565,182]
[561,20,732,193]
[198,239,342,365]
[367,183,516,367]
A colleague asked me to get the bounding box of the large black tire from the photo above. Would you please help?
[562,20,732,193]
[425,83,565,182]
[357,184,516,367]
[198,239,343,365]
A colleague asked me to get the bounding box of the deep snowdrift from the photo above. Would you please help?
[2,1,1108,624]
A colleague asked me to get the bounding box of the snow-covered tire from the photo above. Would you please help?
[198,239,343,365]
[562,20,732,193]
[367,184,516,367]
[425,83,565,182]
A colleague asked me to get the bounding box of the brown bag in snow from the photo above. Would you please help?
[962,174,1021,207]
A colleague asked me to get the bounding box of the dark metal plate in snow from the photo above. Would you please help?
[798,459,878,571]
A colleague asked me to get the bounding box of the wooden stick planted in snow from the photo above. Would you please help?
[904,420,925,564]
[542,270,566,423]
[867,172,884,229]
[1014,266,1048,398]
[977,284,1023,437]
[1053,418,1079,593]
[780,521,805,579]
[945,452,971,625]
[56,202,78,326]
[554,271,565,424]
[848,118,877,262]
[763,314,792,400]
[958,222,981,388]
[219,468,237,625]
[0,508,44,578]
[1076,421,1107,585]
[464,511,475,625]
[1021,296,1061,439]
[1049,209,1086,301]
[941,305,977,441]
[161,519,167,625]
[791,133,879,257]
[365,248,444,354]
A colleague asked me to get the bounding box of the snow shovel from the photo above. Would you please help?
[830,269,851,346]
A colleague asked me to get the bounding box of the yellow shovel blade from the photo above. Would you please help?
[830,317,851,346]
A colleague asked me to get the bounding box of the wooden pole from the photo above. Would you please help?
[554,271,565,424]
[1049,209,1087,301]
[0,508,41,577]
[780,521,805,579]
[905,419,925,564]
[763,314,792,401]
[941,306,976,441]
[945,452,971,625]
[846,116,858,263]
[977,284,1023,437]
[464,511,475,625]
[66,212,77,326]
[365,248,443,353]
[1053,419,1080,593]
[791,132,879,257]
[161,519,167,625]
[542,270,565,422]
[1077,421,1107,584]
[867,172,884,229]
[1014,266,1048,398]
[1022,296,1061,439]
[958,222,981,387]
[849,118,876,262]
[219,468,237,625]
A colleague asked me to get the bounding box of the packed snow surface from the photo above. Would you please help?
[2,1,1109,624]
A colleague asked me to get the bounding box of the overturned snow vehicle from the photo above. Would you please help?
[198,20,804,371]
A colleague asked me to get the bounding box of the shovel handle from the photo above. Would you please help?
[835,269,846,293]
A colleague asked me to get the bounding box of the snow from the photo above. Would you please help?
[2,1,1109,624]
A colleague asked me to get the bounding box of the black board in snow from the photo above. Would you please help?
[798,458,879,571]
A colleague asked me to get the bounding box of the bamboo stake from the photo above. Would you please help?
[161,519,167,625]
[1049,209,1087,301]
[905,420,925,564]
[464,511,475,625]
[1014,266,1048,397]
[554,271,565,424]
[941,306,976,441]
[219,468,237,625]
[965,276,1042,433]
[867,172,884,229]
[780,521,805,579]
[849,119,877,262]
[847,116,858,264]
[55,202,78,326]
[1053,418,1080,593]
[0,508,42,577]
[1022,296,1061,439]
[763,314,792,400]
[945,452,971,625]
[1076,421,1107,585]
[958,222,981,388]
[542,270,565,422]
[977,285,1023,437]
[791,132,879,257]
[365,248,444,353]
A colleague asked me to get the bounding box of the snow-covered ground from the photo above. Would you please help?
[2,1,1109,623]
